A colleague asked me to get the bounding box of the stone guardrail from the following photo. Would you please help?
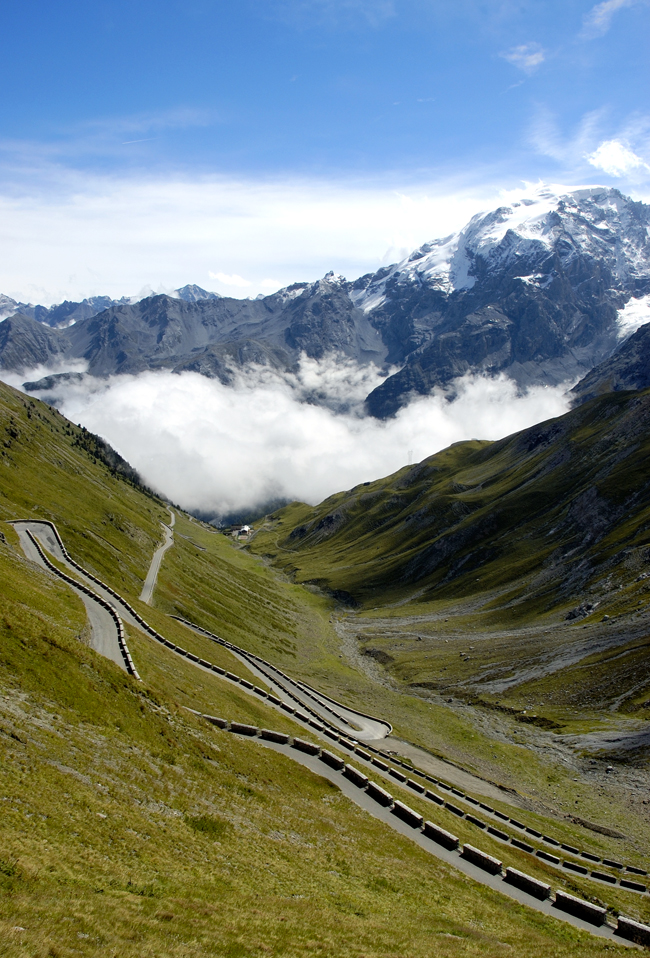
[504,866,551,901]
[191,709,650,945]
[461,843,503,876]
[353,748,649,895]
[24,529,140,680]
[345,745,648,890]
[554,890,607,926]
[171,615,392,735]
[20,521,649,892]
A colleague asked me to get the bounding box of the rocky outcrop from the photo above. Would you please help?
[0,313,70,369]
[571,322,650,404]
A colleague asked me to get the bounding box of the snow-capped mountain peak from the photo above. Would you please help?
[351,186,650,314]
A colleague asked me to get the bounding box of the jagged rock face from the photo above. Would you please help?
[0,285,220,331]
[62,281,386,377]
[361,187,650,416]
[0,278,387,380]
[9,295,131,328]
[175,284,221,303]
[2,188,650,415]
[64,295,281,376]
[0,314,69,370]
[571,323,650,404]
[282,276,385,362]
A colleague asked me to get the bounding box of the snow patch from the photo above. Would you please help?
[353,185,650,314]
[617,294,650,339]
[350,289,387,312]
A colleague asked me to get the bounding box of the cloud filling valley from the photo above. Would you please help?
[7,358,572,517]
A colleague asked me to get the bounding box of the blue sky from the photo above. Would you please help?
[1,0,649,303]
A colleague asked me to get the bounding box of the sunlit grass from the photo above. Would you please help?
[1,378,648,954]
[1,538,628,958]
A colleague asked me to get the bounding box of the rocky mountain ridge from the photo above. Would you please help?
[2,187,649,417]
[0,284,221,327]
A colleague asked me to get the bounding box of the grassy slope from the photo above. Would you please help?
[147,516,650,870]
[243,388,650,865]
[0,461,624,957]
[1,379,648,952]
[248,390,650,719]
[0,382,168,595]
[250,389,650,617]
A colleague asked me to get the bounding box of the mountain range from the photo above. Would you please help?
[0,283,221,327]
[1,187,650,418]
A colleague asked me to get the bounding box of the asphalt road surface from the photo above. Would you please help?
[139,510,175,604]
[12,521,126,670]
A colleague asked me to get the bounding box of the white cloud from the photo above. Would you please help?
[9,361,572,516]
[587,139,648,177]
[0,169,503,305]
[500,43,546,74]
[209,272,253,288]
[581,0,640,38]
[529,109,650,192]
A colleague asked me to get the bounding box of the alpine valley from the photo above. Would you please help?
[3,184,650,957]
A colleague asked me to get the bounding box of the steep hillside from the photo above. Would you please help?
[4,381,638,956]
[252,388,650,615]
[0,381,167,594]
[4,533,635,957]
[250,388,650,737]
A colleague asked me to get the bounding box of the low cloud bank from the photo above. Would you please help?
[7,357,572,516]
[0,171,500,305]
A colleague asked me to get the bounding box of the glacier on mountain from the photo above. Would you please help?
[351,186,650,315]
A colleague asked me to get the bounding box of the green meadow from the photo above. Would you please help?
[1,379,649,955]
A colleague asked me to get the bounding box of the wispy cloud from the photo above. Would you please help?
[0,167,502,304]
[0,107,217,165]
[529,106,650,189]
[587,139,648,176]
[529,107,605,166]
[500,43,546,74]
[84,107,215,137]
[581,0,641,39]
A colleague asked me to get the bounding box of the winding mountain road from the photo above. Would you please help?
[178,617,391,741]
[139,510,175,603]
[12,521,128,671]
[12,519,649,946]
